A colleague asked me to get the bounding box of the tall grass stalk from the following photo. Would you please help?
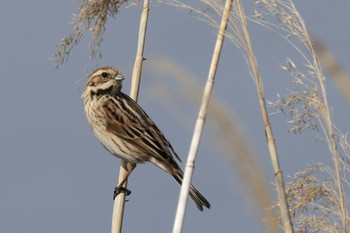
[172,0,232,232]
[111,1,150,233]
[232,0,294,231]
[304,20,348,233]
[255,0,349,231]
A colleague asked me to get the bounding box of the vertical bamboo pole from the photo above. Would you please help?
[172,1,232,232]
[234,0,293,232]
[111,1,149,233]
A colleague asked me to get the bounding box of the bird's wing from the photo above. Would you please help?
[104,93,181,163]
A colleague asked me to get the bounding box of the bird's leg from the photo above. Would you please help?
[113,162,136,199]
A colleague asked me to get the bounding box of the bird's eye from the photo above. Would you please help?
[101,72,108,78]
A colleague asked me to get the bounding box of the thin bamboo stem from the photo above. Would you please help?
[234,0,293,232]
[111,1,149,233]
[130,0,150,101]
[172,1,232,232]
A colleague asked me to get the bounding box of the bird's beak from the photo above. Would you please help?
[114,74,125,81]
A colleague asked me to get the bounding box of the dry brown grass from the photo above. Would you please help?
[255,0,349,231]
[53,0,130,68]
[285,165,342,233]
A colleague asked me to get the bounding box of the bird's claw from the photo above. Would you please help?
[113,187,131,199]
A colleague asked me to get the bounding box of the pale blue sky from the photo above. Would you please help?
[1,1,350,232]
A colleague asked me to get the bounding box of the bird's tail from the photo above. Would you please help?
[172,171,211,211]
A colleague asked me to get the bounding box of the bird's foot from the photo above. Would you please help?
[113,186,131,199]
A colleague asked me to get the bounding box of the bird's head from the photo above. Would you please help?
[84,66,125,98]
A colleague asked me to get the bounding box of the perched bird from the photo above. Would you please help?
[82,66,210,211]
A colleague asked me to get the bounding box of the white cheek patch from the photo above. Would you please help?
[91,80,113,91]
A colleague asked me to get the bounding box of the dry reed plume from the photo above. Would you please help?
[254,0,350,231]
[53,0,130,68]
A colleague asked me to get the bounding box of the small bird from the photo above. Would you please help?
[82,66,210,211]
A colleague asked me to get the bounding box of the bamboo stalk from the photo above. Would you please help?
[233,0,293,232]
[172,1,232,232]
[111,1,149,233]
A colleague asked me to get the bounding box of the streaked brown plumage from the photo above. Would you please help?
[82,66,210,211]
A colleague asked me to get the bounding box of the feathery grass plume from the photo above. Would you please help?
[255,0,350,231]
[312,38,350,104]
[53,0,130,68]
[285,164,342,233]
[270,59,322,134]
[148,58,279,233]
